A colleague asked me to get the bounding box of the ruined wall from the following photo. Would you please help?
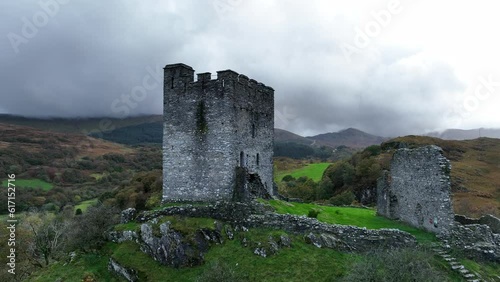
[377,145,454,235]
[163,64,274,202]
[455,214,500,234]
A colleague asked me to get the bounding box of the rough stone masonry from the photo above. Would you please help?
[377,145,455,235]
[163,63,274,202]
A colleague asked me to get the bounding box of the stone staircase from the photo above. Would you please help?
[431,241,481,282]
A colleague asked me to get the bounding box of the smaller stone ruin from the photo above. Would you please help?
[377,145,455,235]
[377,145,500,262]
[452,214,500,262]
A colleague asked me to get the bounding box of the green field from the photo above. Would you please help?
[1,179,53,191]
[265,200,437,243]
[74,198,98,212]
[274,162,331,182]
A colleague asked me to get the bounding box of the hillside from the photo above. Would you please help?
[427,128,500,140]
[274,128,313,145]
[90,121,163,145]
[308,128,388,148]
[0,114,162,134]
[0,122,161,213]
[0,122,131,158]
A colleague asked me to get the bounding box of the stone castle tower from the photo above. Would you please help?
[163,63,274,202]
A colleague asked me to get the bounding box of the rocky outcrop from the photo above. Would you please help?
[304,232,352,251]
[245,234,291,258]
[107,230,138,243]
[108,258,139,282]
[121,208,137,224]
[139,222,223,268]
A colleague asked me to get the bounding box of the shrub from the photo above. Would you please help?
[307,208,321,218]
[282,175,295,182]
[329,191,355,206]
[145,194,161,210]
[65,204,119,252]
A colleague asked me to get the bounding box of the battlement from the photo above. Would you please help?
[165,64,274,93]
[164,63,193,70]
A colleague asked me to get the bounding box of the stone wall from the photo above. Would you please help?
[163,64,274,202]
[449,224,500,262]
[455,214,500,234]
[136,202,417,252]
[377,145,454,235]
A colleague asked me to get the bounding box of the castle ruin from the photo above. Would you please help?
[377,145,455,235]
[162,63,274,202]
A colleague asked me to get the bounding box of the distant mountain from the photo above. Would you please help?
[426,128,500,140]
[274,128,313,145]
[307,128,388,148]
[90,121,162,145]
[0,114,162,134]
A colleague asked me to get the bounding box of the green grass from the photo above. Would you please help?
[30,227,355,281]
[114,222,141,232]
[266,200,437,243]
[27,209,465,282]
[460,257,500,280]
[27,253,120,282]
[74,198,98,212]
[99,231,355,282]
[1,178,53,191]
[158,216,215,234]
[31,228,461,282]
[274,162,331,182]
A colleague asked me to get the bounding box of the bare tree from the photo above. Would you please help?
[23,212,67,266]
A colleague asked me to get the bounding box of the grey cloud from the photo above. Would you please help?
[0,0,467,136]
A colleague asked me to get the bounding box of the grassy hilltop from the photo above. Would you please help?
[26,200,500,281]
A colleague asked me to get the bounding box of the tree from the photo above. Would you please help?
[23,212,67,267]
[65,204,119,252]
[317,178,334,200]
[326,161,355,191]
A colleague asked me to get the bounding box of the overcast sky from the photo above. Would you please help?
[1,0,499,137]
